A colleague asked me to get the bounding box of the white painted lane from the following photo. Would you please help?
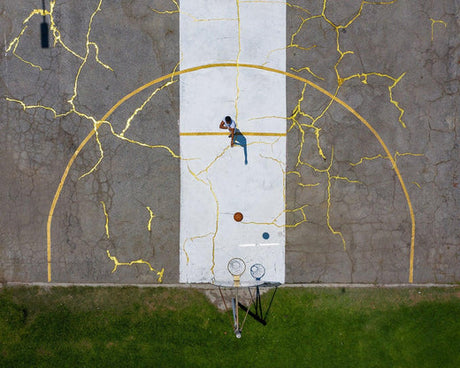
[180,0,286,286]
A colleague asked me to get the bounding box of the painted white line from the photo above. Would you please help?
[260,243,280,247]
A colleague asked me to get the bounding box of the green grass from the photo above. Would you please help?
[0,286,459,367]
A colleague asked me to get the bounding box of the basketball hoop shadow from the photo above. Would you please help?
[233,129,248,165]
[217,258,280,338]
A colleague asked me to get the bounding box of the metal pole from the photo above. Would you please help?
[263,286,278,321]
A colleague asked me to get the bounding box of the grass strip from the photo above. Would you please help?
[0,286,458,367]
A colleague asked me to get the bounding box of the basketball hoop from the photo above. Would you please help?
[227,258,246,287]
[250,263,266,280]
[227,257,246,276]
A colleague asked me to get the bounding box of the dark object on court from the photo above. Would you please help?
[41,0,49,48]
[41,22,49,48]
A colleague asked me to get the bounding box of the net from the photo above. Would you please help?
[227,258,246,276]
[250,263,266,280]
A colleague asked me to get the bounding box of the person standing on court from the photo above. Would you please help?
[219,115,236,147]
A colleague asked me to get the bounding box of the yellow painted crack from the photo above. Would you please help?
[6,26,44,70]
[183,162,221,276]
[235,0,242,126]
[182,232,214,265]
[350,152,423,166]
[298,182,320,188]
[106,250,164,282]
[151,0,236,22]
[288,83,326,161]
[100,201,110,239]
[242,204,308,229]
[146,207,156,232]
[120,80,176,137]
[350,154,386,167]
[341,72,407,128]
[325,148,353,250]
[290,66,325,81]
[394,152,424,164]
[208,180,220,276]
[430,18,447,41]
[5,98,73,119]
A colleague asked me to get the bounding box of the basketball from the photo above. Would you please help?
[233,212,243,222]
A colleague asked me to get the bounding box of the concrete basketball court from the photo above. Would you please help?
[0,0,458,285]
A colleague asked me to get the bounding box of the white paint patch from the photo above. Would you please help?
[180,0,286,286]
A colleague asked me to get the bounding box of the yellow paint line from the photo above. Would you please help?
[48,62,416,283]
[180,132,286,136]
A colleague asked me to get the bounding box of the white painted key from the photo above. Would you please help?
[180,0,286,286]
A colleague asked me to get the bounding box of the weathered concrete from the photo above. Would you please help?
[285,0,459,283]
[1,0,180,284]
[0,0,458,285]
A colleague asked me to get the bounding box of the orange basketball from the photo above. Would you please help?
[233,212,243,222]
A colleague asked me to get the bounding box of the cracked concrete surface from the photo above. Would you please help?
[0,0,458,284]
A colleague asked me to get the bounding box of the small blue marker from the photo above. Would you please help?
[262,232,270,240]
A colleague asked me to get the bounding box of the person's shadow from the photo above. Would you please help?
[233,129,248,165]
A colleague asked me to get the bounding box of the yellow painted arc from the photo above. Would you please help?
[47,62,415,283]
